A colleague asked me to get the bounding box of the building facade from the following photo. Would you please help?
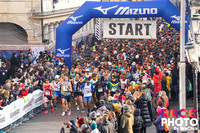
[0,0,98,51]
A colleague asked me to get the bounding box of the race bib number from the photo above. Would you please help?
[112,87,117,91]
[45,90,50,96]
[63,87,68,91]
[86,90,90,93]
[93,85,95,89]
[98,88,103,92]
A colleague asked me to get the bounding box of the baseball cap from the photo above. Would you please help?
[116,89,120,93]
[126,91,132,97]
[55,75,60,79]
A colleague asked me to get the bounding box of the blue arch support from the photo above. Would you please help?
[56,0,189,69]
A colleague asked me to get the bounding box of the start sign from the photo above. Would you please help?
[103,20,156,39]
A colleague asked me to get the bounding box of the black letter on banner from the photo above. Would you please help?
[135,24,143,35]
[125,23,133,35]
[109,23,116,35]
[118,23,125,35]
[144,24,151,35]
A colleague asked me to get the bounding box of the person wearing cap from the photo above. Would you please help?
[126,91,134,103]
[81,124,90,133]
[60,120,79,133]
[61,75,72,117]
[90,122,99,133]
[52,75,61,110]
[90,74,98,105]
[85,69,91,78]
[81,78,94,117]
[114,89,126,104]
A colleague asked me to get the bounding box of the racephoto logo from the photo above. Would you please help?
[93,5,157,15]
[93,5,118,15]
[67,15,83,24]
[56,48,70,58]
[171,15,188,24]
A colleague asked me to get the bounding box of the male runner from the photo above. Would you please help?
[81,78,94,116]
[52,75,61,110]
[61,75,72,116]
[43,79,55,115]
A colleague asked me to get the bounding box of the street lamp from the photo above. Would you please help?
[185,41,199,132]
[192,13,200,44]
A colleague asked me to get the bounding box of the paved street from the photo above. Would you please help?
[8,100,196,133]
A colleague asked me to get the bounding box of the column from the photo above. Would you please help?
[49,23,54,44]
[43,24,49,40]
[54,22,59,41]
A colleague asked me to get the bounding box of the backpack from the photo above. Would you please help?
[133,116,143,129]
[144,88,152,101]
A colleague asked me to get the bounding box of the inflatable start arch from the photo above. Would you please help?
[56,0,189,69]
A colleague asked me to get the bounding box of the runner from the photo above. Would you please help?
[120,75,129,94]
[108,76,120,96]
[81,78,94,116]
[61,75,72,116]
[52,75,61,110]
[72,74,80,110]
[96,78,104,101]
[77,76,85,113]
[90,74,98,105]
[43,79,55,115]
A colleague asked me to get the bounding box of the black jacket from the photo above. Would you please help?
[0,67,9,85]
[134,95,152,127]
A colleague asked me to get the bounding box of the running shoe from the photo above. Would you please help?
[44,110,48,115]
[68,110,71,116]
[51,108,54,113]
[81,109,85,113]
[77,106,80,111]
[54,106,57,110]
[61,112,65,117]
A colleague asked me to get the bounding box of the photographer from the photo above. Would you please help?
[60,121,79,133]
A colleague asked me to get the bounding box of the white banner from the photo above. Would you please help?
[31,47,44,64]
[103,20,157,39]
[0,90,44,129]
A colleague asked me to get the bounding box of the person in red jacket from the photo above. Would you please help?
[18,83,29,98]
[153,68,162,97]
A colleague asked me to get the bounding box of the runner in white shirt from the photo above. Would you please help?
[52,75,61,110]
[81,78,94,117]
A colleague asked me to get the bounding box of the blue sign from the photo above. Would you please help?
[56,0,189,69]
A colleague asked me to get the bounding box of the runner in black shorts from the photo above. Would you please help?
[77,76,85,113]
[61,75,72,117]
[43,79,55,115]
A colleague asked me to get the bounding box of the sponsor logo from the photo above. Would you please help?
[10,109,20,119]
[57,48,70,54]
[93,5,118,15]
[115,7,158,15]
[93,5,157,15]
[171,15,188,24]
[67,15,83,24]
[56,48,70,58]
